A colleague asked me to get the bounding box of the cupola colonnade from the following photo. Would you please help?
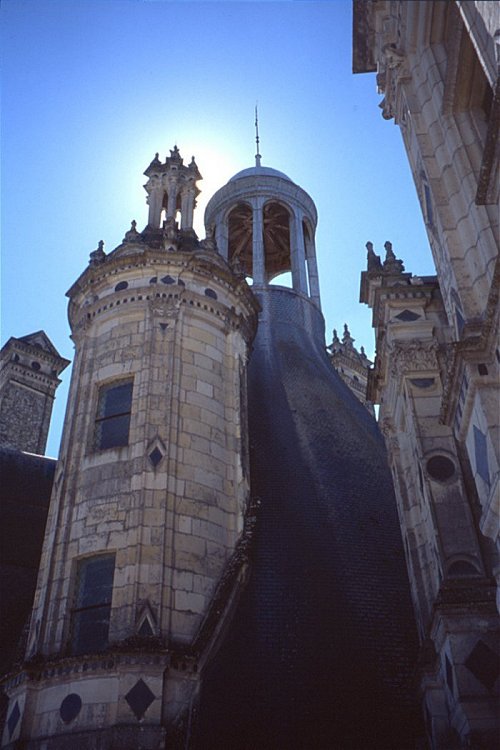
[205,166,321,309]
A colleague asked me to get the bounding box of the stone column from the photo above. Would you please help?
[215,221,228,261]
[181,187,196,230]
[291,210,308,295]
[252,200,265,286]
[305,237,321,308]
[148,185,163,227]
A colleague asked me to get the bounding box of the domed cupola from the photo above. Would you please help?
[205,158,321,309]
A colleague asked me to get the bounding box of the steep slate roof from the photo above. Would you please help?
[196,288,421,749]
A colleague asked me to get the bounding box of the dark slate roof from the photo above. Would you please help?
[0,447,55,677]
[196,288,422,749]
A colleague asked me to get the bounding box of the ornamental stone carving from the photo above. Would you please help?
[149,297,181,319]
[388,339,439,379]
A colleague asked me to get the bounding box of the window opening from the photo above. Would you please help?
[71,554,115,655]
[95,380,133,450]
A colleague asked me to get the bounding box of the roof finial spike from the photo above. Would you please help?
[255,103,261,167]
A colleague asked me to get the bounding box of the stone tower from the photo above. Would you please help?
[0,332,69,454]
[2,147,258,748]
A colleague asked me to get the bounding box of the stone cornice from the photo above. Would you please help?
[0,338,69,372]
[68,247,256,306]
[433,578,497,615]
[68,247,260,343]
[204,172,317,228]
[1,366,62,393]
[2,649,170,692]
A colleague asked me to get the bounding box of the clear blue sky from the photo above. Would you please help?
[1,0,434,457]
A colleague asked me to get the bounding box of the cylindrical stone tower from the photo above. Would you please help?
[2,148,258,749]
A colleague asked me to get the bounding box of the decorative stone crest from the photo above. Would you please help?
[123,220,141,243]
[383,241,405,274]
[366,241,382,271]
[89,240,106,266]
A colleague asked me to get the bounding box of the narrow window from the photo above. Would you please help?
[95,380,133,450]
[71,554,115,655]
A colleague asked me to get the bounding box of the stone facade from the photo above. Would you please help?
[0,332,69,455]
[354,3,499,747]
[361,243,499,748]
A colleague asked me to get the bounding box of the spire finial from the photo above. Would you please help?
[255,104,261,167]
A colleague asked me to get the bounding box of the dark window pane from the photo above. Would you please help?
[71,555,115,655]
[95,380,133,450]
[98,382,132,419]
[72,605,111,655]
[76,556,115,608]
[96,414,131,449]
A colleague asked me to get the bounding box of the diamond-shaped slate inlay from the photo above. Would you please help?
[395,309,421,322]
[465,640,500,691]
[7,701,20,739]
[149,447,163,468]
[125,678,155,720]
